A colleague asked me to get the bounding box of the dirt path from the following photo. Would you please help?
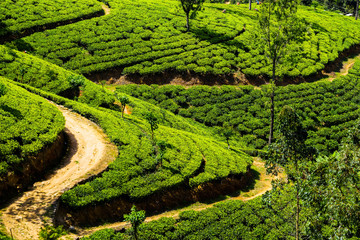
[101,4,111,15]
[2,104,118,240]
[323,59,356,81]
[78,158,281,237]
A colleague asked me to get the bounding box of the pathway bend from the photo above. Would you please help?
[2,104,118,240]
[78,158,282,238]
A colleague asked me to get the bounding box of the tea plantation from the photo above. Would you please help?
[6,0,360,78]
[0,45,114,107]
[0,0,360,238]
[82,187,302,240]
[117,60,360,155]
[0,77,64,176]
[0,0,103,40]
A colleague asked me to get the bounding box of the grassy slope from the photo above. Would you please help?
[0,41,253,207]
[0,0,103,38]
[5,78,252,208]
[7,0,360,78]
[0,44,114,107]
[0,77,65,176]
[117,59,360,155]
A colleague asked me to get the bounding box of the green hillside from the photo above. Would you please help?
[82,193,300,240]
[0,77,65,176]
[57,93,253,208]
[0,0,103,40]
[7,0,360,78]
[0,45,114,107]
[117,59,360,154]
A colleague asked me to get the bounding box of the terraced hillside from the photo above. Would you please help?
[7,0,360,80]
[0,0,360,238]
[0,0,104,41]
[47,90,254,226]
[0,45,114,107]
[0,77,65,201]
[117,59,360,154]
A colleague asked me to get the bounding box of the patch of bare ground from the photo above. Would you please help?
[72,158,283,238]
[2,104,118,240]
[323,60,356,82]
[101,4,111,15]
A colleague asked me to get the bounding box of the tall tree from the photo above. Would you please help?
[356,0,359,20]
[180,0,205,32]
[115,94,130,118]
[124,205,146,240]
[257,0,305,144]
[143,112,159,144]
[305,121,360,238]
[249,0,252,10]
[266,106,315,240]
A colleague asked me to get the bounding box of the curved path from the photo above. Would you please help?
[78,158,282,237]
[2,104,118,240]
[323,57,358,82]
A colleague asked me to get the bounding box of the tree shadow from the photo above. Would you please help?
[190,25,248,50]
[0,105,23,119]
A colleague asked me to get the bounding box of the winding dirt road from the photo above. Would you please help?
[2,104,118,240]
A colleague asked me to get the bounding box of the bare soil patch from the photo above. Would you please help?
[101,4,111,15]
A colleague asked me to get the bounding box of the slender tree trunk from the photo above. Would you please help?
[227,139,230,149]
[268,58,275,145]
[249,0,252,10]
[356,0,359,20]
[295,159,300,240]
[186,12,190,31]
[134,225,138,240]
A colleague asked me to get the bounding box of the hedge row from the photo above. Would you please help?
[10,0,360,78]
[0,0,103,37]
[117,60,360,155]
[0,77,65,176]
[11,80,252,209]
[82,186,304,239]
[0,45,114,107]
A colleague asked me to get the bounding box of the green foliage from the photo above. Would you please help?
[67,75,85,88]
[304,121,360,239]
[0,232,11,240]
[124,206,146,240]
[0,0,103,37]
[117,60,360,154]
[115,94,130,118]
[39,224,67,240]
[0,83,6,97]
[0,77,65,176]
[0,45,114,107]
[11,0,360,77]
[143,112,159,142]
[81,229,126,240]
[13,80,251,209]
[266,106,316,176]
[85,190,311,239]
[180,0,205,31]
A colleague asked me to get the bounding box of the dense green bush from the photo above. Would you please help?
[12,80,252,209]
[0,77,65,176]
[82,185,305,239]
[0,45,114,107]
[0,0,103,38]
[9,0,360,78]
[117,60,360,154]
